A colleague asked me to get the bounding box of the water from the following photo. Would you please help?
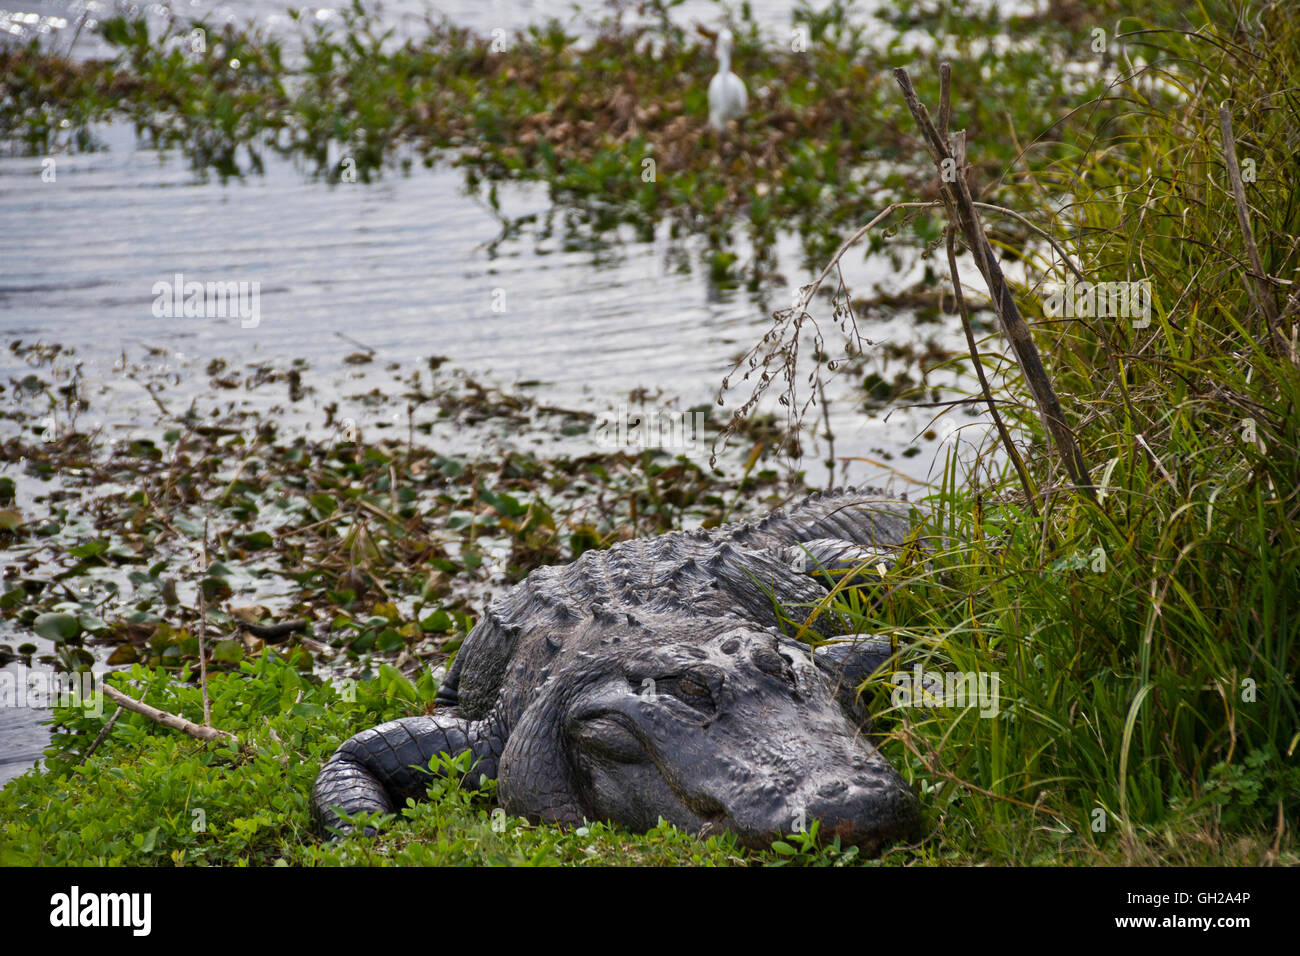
[1,123,987,484]
[0,0,1005,783]
[0,701,52,783]
[2,0,881,57]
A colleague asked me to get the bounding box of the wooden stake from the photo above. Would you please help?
[893,66,1095,501]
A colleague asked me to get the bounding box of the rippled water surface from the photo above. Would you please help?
[2,122,986,483]
[0,0,1006,782]
[4,0,885,55]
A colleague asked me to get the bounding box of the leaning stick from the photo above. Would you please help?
[80,705,123,765]
[198,519,212,727]
[1217,104,1290,361]
[947,228,1039,514]
[100,682,239,746]
[893,67,1095,501]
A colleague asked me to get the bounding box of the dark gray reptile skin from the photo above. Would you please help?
[311,488,923,850]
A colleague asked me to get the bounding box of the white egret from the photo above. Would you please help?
[708,28,748,132]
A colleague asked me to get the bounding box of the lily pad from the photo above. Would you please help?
[308,493,337,517]
[242,531,275,550]
[33,612,82,643]
[68,539,109,560]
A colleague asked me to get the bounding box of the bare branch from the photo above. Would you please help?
[946,228,1039,514]
[100,682,240,746]
[1218,103,1292,362]
[893,66,1095,501]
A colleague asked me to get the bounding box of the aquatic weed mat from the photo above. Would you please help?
[0,338,796,683]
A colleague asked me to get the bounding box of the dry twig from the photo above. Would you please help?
[100,682,239,746]
[894,66,1095,501]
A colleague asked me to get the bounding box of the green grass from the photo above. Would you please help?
[808,0,1300,864]
[1,0,1296,866]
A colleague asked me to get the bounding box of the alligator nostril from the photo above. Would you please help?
[817,779,849,798]
[751,646,795,687]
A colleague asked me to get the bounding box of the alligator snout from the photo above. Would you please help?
[801,770,922,850]
[700,749,921,851]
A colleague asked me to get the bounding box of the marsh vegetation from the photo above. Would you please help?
[0,0,1296,865]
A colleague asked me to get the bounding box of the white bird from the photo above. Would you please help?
[708,28,748,132]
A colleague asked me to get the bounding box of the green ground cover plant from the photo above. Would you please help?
[0,0,1295,865]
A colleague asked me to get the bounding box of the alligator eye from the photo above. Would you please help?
[751,645,797,689]
[648,676,717,717]
[572,716,647,763]
[679,678,710,699]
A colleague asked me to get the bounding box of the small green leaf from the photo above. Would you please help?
[174,517,204,537]
[420,610,452,632]
[212,638,244,663]
[33,612,82,643]
[376,628,405,652]
[242,531,274,550]
[68,539,109,559]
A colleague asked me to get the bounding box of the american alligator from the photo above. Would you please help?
[311,488,923,850]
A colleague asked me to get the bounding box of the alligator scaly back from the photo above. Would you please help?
[312,488,923,849]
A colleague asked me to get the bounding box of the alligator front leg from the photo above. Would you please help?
[781,538,897,580]
[311,714,504,836]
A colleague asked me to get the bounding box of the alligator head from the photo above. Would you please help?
[497,621,920,851]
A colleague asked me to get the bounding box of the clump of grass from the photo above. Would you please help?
[809,0,1299,863]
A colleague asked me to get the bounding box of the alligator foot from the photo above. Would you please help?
[311,713,502,836]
